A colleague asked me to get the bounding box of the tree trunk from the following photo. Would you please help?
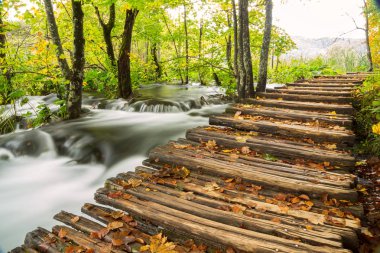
[118,9,139,99]
[162,14,184,84]
[184,4,189,84]
[0,12,12,99]
[226,11,234,74]
[67,0,85,119]
[151,43,162,80]
[238,0,254,99]
[198,20,205,85]
[257,0,273,92]
[44,0,85,119]
[94,3,116,66]
[232,0,239,80]
[43,0,72,81]
[363,0,373,72]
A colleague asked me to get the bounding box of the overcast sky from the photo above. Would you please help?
[273,0,366,39]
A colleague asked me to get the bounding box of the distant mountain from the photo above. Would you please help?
[285,36,367,59]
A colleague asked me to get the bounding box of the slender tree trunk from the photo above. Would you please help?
[184,4,189,84]
[0,12,11,97]
[257,0,273,92]
[198,19,205,85]
[151,42,162,80]
[226,11,234,74]
[118,9,139,99]
[232,0,239,81]
[238,0,254,99]
[44,0,85,119]
[363,0,373,72]
[43,0,72,81]
[94,3,116,66]
[67,0,85,119]
[162,14,184,84]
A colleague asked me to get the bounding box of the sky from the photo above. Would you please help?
[10,0,367,40]
[273,0,366,39]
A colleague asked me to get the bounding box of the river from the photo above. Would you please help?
[0,83,230,251]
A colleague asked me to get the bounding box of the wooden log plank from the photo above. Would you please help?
[80,203,192,252]
[186,127,356,169]
[300,80,362,84]
[286,83,357,88]
[226,106,353,128]
[256,92,352,104]
[106,176,344,249]
[209,115,356,146]
[246,99,355,114]
[276,86,355,91]
[267,88,352,97]
[174,138,356,187]
[95,188,352,253]
[10,246,39,253]
[148,145,357,201]
[152,143,354,190]
[51,225,115,253]
[24,227,68,253]
[130,168,360,250]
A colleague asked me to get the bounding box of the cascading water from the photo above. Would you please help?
[0,83,230,251]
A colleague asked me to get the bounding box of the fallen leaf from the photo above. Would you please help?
[203,182,220,191]
[271,217,281,223]
[231,204,246,214]
[234,111,242,119]
[235,136,247,143]
[70,216,80,223]
[299,194,310,201]
[226,247,235,253]
[241,146,250,154]
[275,193,287,201]
[58,228,67,239]
[107,221,124,231]
[305,225,313,231]
[112,238,124,247]
[291,197,300,204]
[110,211,124,219]
[90,228,109,239]
[324,144,337,150]
[122,215,134,223]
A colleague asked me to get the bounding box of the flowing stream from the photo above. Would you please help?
[0,84,230,252]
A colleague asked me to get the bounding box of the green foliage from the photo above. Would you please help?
[269,57,340,84]
[354,73,380,156]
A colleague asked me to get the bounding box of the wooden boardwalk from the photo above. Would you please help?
[13,74,367,253]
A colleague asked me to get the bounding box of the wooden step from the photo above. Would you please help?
[256,92,352,104]
[301,79,362,84]
[247,99,355,115]
[226,106,353,128]
[186,127,356,170]
[148,144,357,200]
[287,83,357,88]
[97,184,353,253]
[276,86,355,92]
[267,88,352,97]
[209,115,356,147]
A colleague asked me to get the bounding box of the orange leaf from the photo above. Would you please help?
[58,228,67,239]
[70,216,80,223]
[107,221,124,230]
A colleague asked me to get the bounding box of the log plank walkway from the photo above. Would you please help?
[12,74,368,253]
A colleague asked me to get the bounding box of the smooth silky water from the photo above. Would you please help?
[0,84,230,251]
[0,83,282,251]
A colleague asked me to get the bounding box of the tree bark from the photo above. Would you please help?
[162,14,184,84]
[363,0,373,72]
[151,43,162,80]
[184,4,189,84]
[238,0,254,99]
[257,0,273,92]
[0,11,12,98]
[232,0,239,80]
[43,0,85,119]
[43,0,72,81]
[94,3,116,66]
[198,20,205,85]
[67,0,85,119]
[226,11,234,74]
[118,9,139,99]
